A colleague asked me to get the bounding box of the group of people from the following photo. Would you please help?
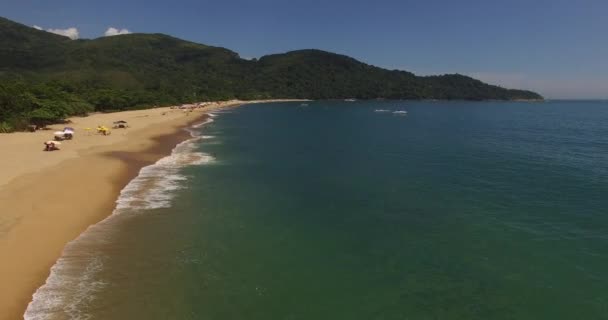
[43,121,128,152]
[44,140,61,151]
[44,127,75,151]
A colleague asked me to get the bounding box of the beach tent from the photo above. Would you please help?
[63,129,74,139]
[97,126,111,135]
[54,131,66,141]
[113,121,129,129]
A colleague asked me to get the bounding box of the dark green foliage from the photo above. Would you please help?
[0,17,542,131]
[0,79,93,130]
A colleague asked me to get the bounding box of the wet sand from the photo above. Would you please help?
[0,99,300,319]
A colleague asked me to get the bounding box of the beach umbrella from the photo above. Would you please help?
[64,127,75,131]
[54,131,66,136]
[45,141,61,145]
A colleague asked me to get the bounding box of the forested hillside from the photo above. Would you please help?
[0,17,542,132]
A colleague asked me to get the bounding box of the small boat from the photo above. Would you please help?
[344,98,356,102]
[374,109,390,112]
[392,110,408,115]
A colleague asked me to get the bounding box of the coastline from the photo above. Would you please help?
[0,99,299,320]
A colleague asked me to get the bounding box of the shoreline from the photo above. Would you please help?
[0,99,300,320]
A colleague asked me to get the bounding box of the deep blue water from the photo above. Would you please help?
[27,100,608,319]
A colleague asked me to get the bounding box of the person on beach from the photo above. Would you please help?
[44,141,60,151]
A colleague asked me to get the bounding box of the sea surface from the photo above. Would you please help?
[26,100,608,319]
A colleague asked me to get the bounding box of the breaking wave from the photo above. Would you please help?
[24,116,216,320]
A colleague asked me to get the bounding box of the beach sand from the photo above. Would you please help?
[0,100,297,319]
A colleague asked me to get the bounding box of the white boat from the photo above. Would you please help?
[374,109,390,112]
[344,98,356,102]
[393,110,408,115]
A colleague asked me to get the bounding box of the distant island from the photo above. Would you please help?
[0,16,542,132]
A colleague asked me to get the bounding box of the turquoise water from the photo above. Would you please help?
[27,101,608,319]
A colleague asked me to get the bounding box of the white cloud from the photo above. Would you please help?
[46,27,80,40]
[33,25,43,30]
[104,27,131,36]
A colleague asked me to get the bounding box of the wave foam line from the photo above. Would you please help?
[24,115,217,320]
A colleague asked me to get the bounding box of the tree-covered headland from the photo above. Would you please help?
[0,17,542,132]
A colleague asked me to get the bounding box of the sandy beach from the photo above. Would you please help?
[0,99,298,320]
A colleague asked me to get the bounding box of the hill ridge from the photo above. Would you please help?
[0,16,542,131]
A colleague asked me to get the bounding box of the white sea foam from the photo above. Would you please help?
[25,253,106,320]
[24,116,216,320]
[189,117,214,132]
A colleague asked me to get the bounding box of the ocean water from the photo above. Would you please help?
[25,100,608,319]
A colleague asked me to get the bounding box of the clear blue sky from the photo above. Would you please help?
[2,0,607,99]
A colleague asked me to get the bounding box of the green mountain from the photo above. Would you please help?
[0,16,542,131]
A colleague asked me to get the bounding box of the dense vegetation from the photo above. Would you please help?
[0,17,542,132]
